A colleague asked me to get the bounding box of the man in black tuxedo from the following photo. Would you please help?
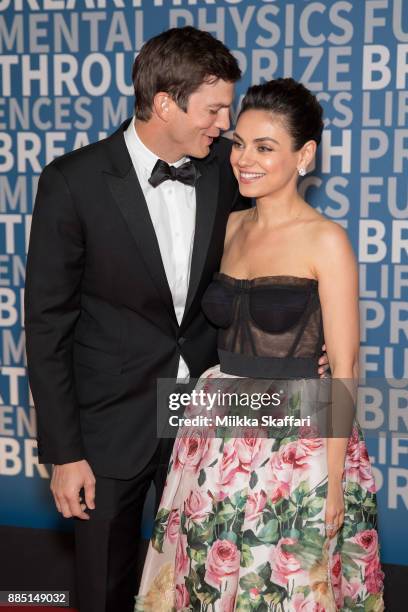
[25,27,247,612]
[25,26,328,612]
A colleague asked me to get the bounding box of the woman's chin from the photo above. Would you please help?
[238,183,264,198]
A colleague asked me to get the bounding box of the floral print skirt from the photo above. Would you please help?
[135,366,384,611]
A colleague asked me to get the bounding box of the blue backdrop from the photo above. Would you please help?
[0,0,407,565]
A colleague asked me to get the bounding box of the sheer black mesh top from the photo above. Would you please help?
[201,272,324,378]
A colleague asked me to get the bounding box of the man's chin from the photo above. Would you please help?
[188,147,209,160]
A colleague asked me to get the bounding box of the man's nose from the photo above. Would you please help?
[215,108,230,131]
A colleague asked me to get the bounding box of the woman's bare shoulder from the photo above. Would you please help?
[309,215,350,249]
[228,208,250,226]
[225,209,250,242]
[308,215,356,285]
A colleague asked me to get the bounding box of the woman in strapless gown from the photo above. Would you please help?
[136,79,384,611]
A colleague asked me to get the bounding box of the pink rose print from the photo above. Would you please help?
[353,529,379,564]
[173,431,208,471]
[166,509,180,544]
[358,443,376,493]
[348,425,360,447]
[272,537,302,587]
[344,576,361,602]
[215,490,228,502]
[351,530,383,594]
[218,442,242,487]
[280,440,311,471]
[331,552,342,585]
[196,437,217,473]
[330,552,344,609]
[293,592,325,611]
[279,441,298,464]
[280,438,321,471]
[365,557,384,594]
[251,437,273,470]
[267,443,299,502]
[233,432,261,471]
[246,491,267,523]
[297,432,323,458]
[249,588,260,600]
[175,584,190,609]
[175,534,189,577]
[345,428,376,492]
[205,539,240,590]
[298,424,320,439]
[220,593,236,612]
[345,427,360,466]
[269,481,289,504]
[184,489,212,521]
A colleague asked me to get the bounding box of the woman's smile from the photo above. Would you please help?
[239,171,266,184]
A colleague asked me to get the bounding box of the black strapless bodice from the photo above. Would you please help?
[201,272,324,378]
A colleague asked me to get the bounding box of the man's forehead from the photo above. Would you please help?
[194,79,234,102]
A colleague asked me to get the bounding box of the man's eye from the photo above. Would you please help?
[209,109,218,115]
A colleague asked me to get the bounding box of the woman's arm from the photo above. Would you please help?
[313,220,360,536]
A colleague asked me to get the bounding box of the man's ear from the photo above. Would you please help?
[152,92,173,121]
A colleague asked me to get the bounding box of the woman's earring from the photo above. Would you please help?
[298,167,306,176]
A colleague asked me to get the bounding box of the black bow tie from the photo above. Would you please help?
[148,159,200,188]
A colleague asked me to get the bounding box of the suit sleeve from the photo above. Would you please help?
[25,163,85,465]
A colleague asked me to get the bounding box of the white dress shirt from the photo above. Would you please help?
[124,119,196,380]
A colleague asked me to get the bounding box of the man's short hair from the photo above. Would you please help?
[132,26,241,121]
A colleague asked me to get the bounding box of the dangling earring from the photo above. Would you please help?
[298,168,306,176]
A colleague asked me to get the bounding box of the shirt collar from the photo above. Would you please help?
[124,118,189,178]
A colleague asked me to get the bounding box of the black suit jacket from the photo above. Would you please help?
[25,119,250,478]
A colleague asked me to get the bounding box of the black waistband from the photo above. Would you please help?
[218,349,320,379]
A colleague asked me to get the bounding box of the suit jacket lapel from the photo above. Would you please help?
[183,154,220,317]
[103,123,177,322]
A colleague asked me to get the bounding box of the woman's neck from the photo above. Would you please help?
[253,190,306,228]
